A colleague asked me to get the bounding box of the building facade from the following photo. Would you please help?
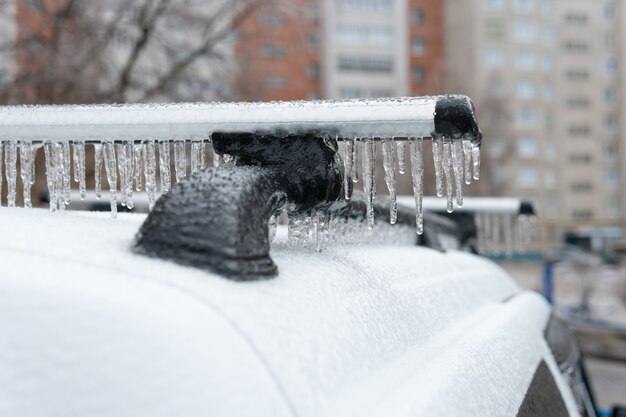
[446,0,625,251]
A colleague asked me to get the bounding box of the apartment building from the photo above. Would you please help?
[235,0,444,101]
[446,0,625,250]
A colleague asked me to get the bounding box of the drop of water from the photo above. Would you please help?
[382,138,397,224]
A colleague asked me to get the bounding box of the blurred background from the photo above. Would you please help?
[1,0,626,407]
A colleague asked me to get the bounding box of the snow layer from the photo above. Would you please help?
[0,97,438,141]
[0,209,577,417]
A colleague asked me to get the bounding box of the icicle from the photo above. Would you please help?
[351,137,359,183]
[451,140,464,207]
[174,140,186,182]
[472,143,480,180]
[382,138,397,224]
[316,211,328,252]
[212,146,221,167]
[61,142,71,205]
[410,138,424,234]
[73,141,87,200]
[268,214,278,243]
[396,139,407,174]
[134,144,144,191]
[158,141,171,193]
[474,213,485,254]
[504,214,513,258]
[491,214,501,255]
[44,143,54,210]
[288,213,304,245]
[442,139,454,213]
[0,143,3,206]
[191,140,204,173]
[143,140,157,211]
[432,137,444,197]
[94,144,103,199]
[362,138,375,230]
[102,141,118,218]
[343,139,354,199]
[463,140,473,185]
[19,141,33,208]
[483,212,492,254]
[117,142,133,209]
[5,141,17,207]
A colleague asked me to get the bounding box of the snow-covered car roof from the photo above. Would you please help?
[0,208,579,416]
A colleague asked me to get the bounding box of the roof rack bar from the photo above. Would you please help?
[0,95,480,143]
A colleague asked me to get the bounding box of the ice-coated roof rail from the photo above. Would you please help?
[0,95,483,279]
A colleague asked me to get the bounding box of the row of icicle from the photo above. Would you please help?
[340,137,480,235]
[0,137,481,237]
[474,213,538,257]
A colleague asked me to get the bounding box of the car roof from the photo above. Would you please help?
[0,208,578,416]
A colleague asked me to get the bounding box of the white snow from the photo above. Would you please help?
[0,208,579,417]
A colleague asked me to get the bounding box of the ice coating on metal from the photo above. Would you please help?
[0,97,439,141]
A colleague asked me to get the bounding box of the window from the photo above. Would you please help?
[413,66,425,83]
[543,84,554,101]
[606,170,619,188]
[542,0,554,15]
[486,20,505,39]
[516,51,535,69]
[567,96,590,108]
[517,137,538,157]
[566,69,589,80]
[571,209,593,219]
[336,0,392,14]
[605,114,617,130]
[514,21,536,42]
[486,49,504,67]
[565,13,588,24]
[516,80,536,99]
[340,87,393,99]
[489,141,506,158]
[485,0,504,8]
[412,8,424,24]
[338,56,393,72]
[544,141,556,160]
[546,198,558,218]
[515,0,534,13]
[571,181,593,192]
[568,125,591,136]
[605,57,617,76]
[518,167,539,187]
[604,88,617,103]
[569,153,592,163]
[307,63,319,80]
[412,38,425,55]
[258,14,285,26]
[607,198,620,218]
[545,170,556,188]
[259,45,286,58]
[542,28,555,45]
[564,40,589,52]
[516,109,537,129]
[263,76,287,88]
[336,26,393,46]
